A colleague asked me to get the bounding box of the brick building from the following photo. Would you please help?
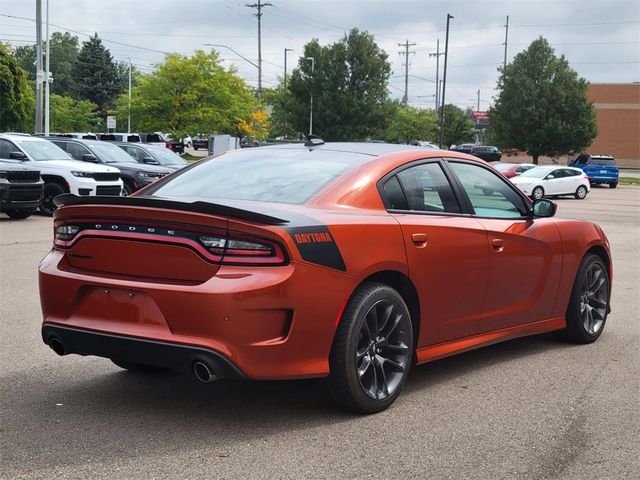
[585,83,640,168]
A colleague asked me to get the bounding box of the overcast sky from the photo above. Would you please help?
[1,0,639,110]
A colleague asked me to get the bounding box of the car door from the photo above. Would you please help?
[446,160,562,331]
[542,168,566,195]
[382,160,491,345]
[560,168,581,194]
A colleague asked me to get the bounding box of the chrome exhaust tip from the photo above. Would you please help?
[193,361,216,383]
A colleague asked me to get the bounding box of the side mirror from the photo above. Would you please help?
[81,154,99,163]
[143,156,159,165]
[532,199,556,218]
[546,174,555,180]
[9,151,27,160]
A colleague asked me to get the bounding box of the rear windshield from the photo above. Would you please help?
[590,158,615,165]
[148,148,370,204]
[144,134,163,143]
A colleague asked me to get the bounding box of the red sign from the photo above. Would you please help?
[471,111,489,120]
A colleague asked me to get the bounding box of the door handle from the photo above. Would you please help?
[411,233,428,247]
[492,238,504,252]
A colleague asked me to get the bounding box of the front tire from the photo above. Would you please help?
[327,283,414,414]
[558,253,610,344]
[532,186,544,200]
[575,185,588,199]
[39,182,65,216]
[4,209,34,219]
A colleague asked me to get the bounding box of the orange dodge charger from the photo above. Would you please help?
[39,141,612,413]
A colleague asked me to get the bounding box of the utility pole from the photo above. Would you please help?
[306,57,315,135]
[283,48,293,137]
[476,89,481,143]
[44,0,50,136]
[246,0,272,98]
[429,38,444,110]
[503,15,509,70]
[398,40,416,104]
[35,0,43,134]
[439,13,454,149]
[127,57,132,133]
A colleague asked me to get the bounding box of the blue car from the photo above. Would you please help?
[569,154,619,188]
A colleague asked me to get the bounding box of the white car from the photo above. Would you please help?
[0,134,123,215]
[510,166,590,200]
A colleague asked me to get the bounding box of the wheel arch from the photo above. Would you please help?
[40,174,69,192]
[349,270,421,351]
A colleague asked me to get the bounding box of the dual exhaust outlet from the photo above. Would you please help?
[47,336,217,383]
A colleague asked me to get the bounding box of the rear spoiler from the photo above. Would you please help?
[53,194,289,226]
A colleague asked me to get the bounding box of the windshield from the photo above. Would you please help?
[147,147,188,165]
[519,167,553,179]
[15,139,72,161]
[89,142,137,163]
[147,148,370,204]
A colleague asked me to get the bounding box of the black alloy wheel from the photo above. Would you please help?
[328,283,414,413]
[559,253,610,343]
[39,183,65,216]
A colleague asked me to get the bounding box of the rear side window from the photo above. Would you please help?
[148,148,370,204]
[395,163,460,213]
[382,176,409,210]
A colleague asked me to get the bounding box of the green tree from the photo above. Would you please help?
[14,32,79,97]
[74,33,119,112]
[284,29,392,140]
[0,44,34,132]
[490,37,597,164]
[385,104,438,143]
[50,94,100,132]
[116,50,266,139]
[441,104,475,147]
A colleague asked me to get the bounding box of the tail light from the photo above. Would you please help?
[53,222,287,266]
[199,233,285,264]
[166,143,173,150]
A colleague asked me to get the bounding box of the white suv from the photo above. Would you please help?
[0,134,123,215]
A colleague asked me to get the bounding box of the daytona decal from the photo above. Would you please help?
[286,225,346,271]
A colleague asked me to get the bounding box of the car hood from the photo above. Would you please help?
[31,159,120,172]
[0,161,40,172]
[510,176,537,185]
[108,162,172,174]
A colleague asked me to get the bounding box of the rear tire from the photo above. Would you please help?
[610,182,618,189]
[557,253,609,344]
[531,186,544,200]
[39,182,65,216]
[575,185,588,199]
[327,282,414,414]
[111,360,170,373]
[4,209,34,219]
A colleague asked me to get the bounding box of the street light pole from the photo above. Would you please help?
[439,13,453,149]
[44,0,50,136]
[35,0,43,134]
[283,48,293,137]
[306,57,315,135]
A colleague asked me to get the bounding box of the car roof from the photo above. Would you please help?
[0,133,48,142]
[256,142,424,157]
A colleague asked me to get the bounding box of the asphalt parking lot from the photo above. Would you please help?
[1,185,638,479]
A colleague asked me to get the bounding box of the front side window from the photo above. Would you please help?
[395,162,460,213]
[0,139,18,159]
[65,142,91,160]
[448,161,528,218]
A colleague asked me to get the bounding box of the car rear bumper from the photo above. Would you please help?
[587,176,618,183]
[39,249,356,380]
[42,323,245,378]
